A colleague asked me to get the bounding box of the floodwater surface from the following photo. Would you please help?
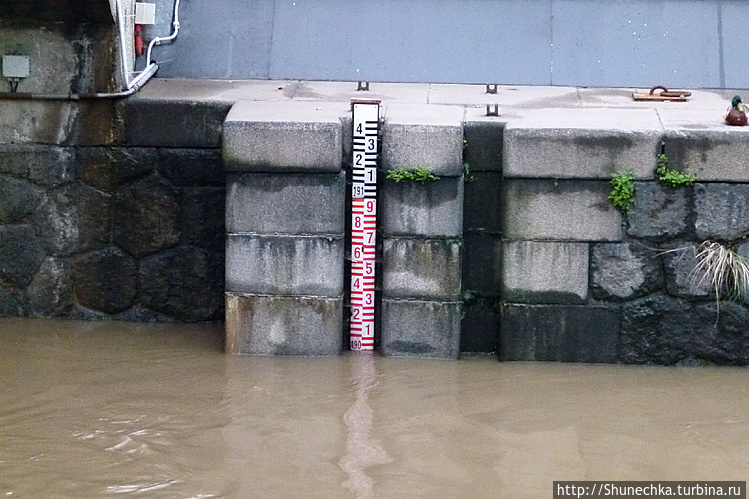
[0,319,747,498]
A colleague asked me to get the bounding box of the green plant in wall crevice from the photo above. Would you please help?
[656,153,696,187]
[386,167,439,184]
[609,170,635,213]
[461,137,475,182]
[462,162,475,182]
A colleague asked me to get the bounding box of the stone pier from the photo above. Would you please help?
[379,104,465,359]
[223,101,346,355]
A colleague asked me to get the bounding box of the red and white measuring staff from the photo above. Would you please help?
[350,100,380,351]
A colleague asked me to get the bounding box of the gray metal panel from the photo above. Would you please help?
[152,0,742,89]
[551,0,721,88]
[153,0,275,79]
[721,1,749,89]
[142,0,175,40]
[268,0,553,84]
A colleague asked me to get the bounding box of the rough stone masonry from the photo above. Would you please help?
[2,79,749,364]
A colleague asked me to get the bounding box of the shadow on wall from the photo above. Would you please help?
[0,0,113,25]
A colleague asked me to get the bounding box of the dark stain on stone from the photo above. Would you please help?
[573,135,634,151]
[666,135,730,169]
[70,30,89,94]
[388,340,434,354]
[282,82,323,100]
[502,289,585,306]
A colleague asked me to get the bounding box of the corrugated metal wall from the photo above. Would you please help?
[150,0,749,88]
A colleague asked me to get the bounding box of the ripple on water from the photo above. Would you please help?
[0,319,747,498]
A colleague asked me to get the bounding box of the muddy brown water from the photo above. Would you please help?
[0,319,747,498]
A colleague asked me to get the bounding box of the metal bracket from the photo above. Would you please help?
[486,84,498,94]
[357,81,370,92]
[350,98,382,112]
[486,104,500,116]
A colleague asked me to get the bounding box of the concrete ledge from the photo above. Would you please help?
[226,293,342,355]
[381,177,463,237]
[660,109,749,182]
[499,304,619,363]
[127,98,231,148]
[382,238,461,300]
[665,129,749,182]
[381,299,461,359]
[502,179,622,241]
[223,101,345,172]
[226,235,344,296]
[226,172,345,235]
[502,241,589,304]
[382,104,464,176]
[504,108,661,179]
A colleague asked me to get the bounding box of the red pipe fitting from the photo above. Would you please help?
[135,25,144,57]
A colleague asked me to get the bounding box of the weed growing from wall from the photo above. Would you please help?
[461,138,474,182]
[656,153,696,187]
[462,162,474,182]
[386,167,439,184]
[609,171,635,213]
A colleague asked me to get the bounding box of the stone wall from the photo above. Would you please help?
[380,105,464,358]
[0,1,118,95]
[499,111,749,366]
[2,91,749,364]
[0,41,228,324]
[223,101,345,355]
[0,144,225,322]
[221,102,472,358]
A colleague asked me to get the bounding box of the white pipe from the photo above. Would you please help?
[0,63,159,100]
[93,61,159,97]
[146,0,181,63]
[115,0,133,90]
[127,62,159,91]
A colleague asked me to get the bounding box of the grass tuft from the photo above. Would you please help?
[691,240,749,319]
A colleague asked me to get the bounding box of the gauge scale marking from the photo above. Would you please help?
[350,101,379,351]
